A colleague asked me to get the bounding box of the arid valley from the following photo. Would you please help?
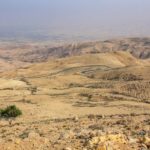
[0,38,149,149]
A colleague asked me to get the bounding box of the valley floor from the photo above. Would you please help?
[0,51,150,149]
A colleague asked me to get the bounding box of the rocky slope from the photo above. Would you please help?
[0,51,150,149]
[0,114,150,150]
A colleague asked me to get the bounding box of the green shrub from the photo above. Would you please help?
[0,105,22,118]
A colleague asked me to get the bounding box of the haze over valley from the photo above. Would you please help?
[0,0,150,150]
[1,0,150,42]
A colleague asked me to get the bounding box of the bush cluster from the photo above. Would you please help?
[0,105,22,118]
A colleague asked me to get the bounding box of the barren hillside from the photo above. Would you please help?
[0,38,150,72]
[0,50,150,149]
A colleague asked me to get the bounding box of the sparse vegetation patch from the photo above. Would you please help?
[0,105,22,118]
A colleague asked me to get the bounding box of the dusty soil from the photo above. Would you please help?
[0,50,149,149]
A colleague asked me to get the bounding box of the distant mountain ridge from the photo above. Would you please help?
[48,37,150,58]
[0,37,150,71]
[19,37,150,62]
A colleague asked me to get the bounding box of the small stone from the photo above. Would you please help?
[141,144,148,149]
[143,136,150,148]
[15,138,21,144]
[96,144,107,150]
[96,130,104,136]
[59,131,74,140]
[64,147,72,150]
[128,136,138,144]
[138,130,146,136]
[28,131,40,139]
[83,148,88,150]
[102,115,105,119]
[73,116,79,122]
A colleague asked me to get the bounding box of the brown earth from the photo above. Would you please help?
[0,49,150,149]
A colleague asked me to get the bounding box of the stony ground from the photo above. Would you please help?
[0,51,150,149]
[0,114,150,150]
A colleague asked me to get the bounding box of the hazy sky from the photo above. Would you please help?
[0,0,150,40]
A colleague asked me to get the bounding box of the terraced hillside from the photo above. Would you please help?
[0,51,149,149]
